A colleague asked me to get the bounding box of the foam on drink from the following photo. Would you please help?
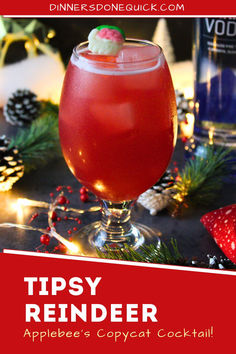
[71,44,163,76]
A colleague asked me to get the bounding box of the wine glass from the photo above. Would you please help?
[59,38,177,255]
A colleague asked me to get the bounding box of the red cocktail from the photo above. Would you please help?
[59,39,177,253]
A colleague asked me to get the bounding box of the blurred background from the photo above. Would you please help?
[5,18,193,65]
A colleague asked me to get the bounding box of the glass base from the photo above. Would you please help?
[72,221,161,257]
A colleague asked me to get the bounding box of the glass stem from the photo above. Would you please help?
[100,200,133,242]
[90,200,144,250]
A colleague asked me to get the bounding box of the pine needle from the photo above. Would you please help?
[96,239,186,265]
[40,100,59,117]
[9,113,60,173]
[172,145,232,213]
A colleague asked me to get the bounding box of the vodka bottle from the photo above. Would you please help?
[194,18,236,148]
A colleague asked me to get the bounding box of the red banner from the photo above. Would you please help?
[0,0,236,16]
[1,250,235,353]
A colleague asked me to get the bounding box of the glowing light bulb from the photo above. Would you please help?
[208,127,215,145]
[180,113,195,139]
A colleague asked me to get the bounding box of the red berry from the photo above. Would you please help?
[56,186,62,192]
[51,211,57,221]
[73,227,78,231]
[58,244,66,253]
[64,216,68,220]
[78,220,82,224]
[57,195,67,205]
[67,229,72,235]
[32,213,39,220]
[80,186,87,195]
[40,234,50,246]
[50,192,54,198]
[28,212,39,224]
[46,226,51,231]
[75,217,79,221]
[52,222,56,227]
[68,189,73,193]
[80,194,88,202]
[66,200,70,204]
[57,217,61,222]
[67,186,72,190]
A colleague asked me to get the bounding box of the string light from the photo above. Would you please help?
[47,29,56,39]
[6,195,101,255]
[11,199,26,223]
[0,222,80,254]
[13,197,100,214]
[33,38,40,46]
[24,41,31,50]
[180,113,195,139]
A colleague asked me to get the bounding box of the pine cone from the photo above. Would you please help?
[138,170,176,215]
[0,135,24,191]
[152,170,175,193]
[3,89,41,126]
[0,135,11,151]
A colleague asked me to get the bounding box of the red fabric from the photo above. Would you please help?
[201,204,236,264]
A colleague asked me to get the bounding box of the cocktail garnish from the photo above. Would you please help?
[88,25,125,56]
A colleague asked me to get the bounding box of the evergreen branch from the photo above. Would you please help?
[40,100,59,117]
[96,240,236,269]
[8,113,60,173]
[96,239,186,265]
[171,146,231,213]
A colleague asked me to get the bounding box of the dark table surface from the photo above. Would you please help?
[0,110,236,262]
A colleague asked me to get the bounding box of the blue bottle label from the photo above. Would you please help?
[194,18,236,131]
